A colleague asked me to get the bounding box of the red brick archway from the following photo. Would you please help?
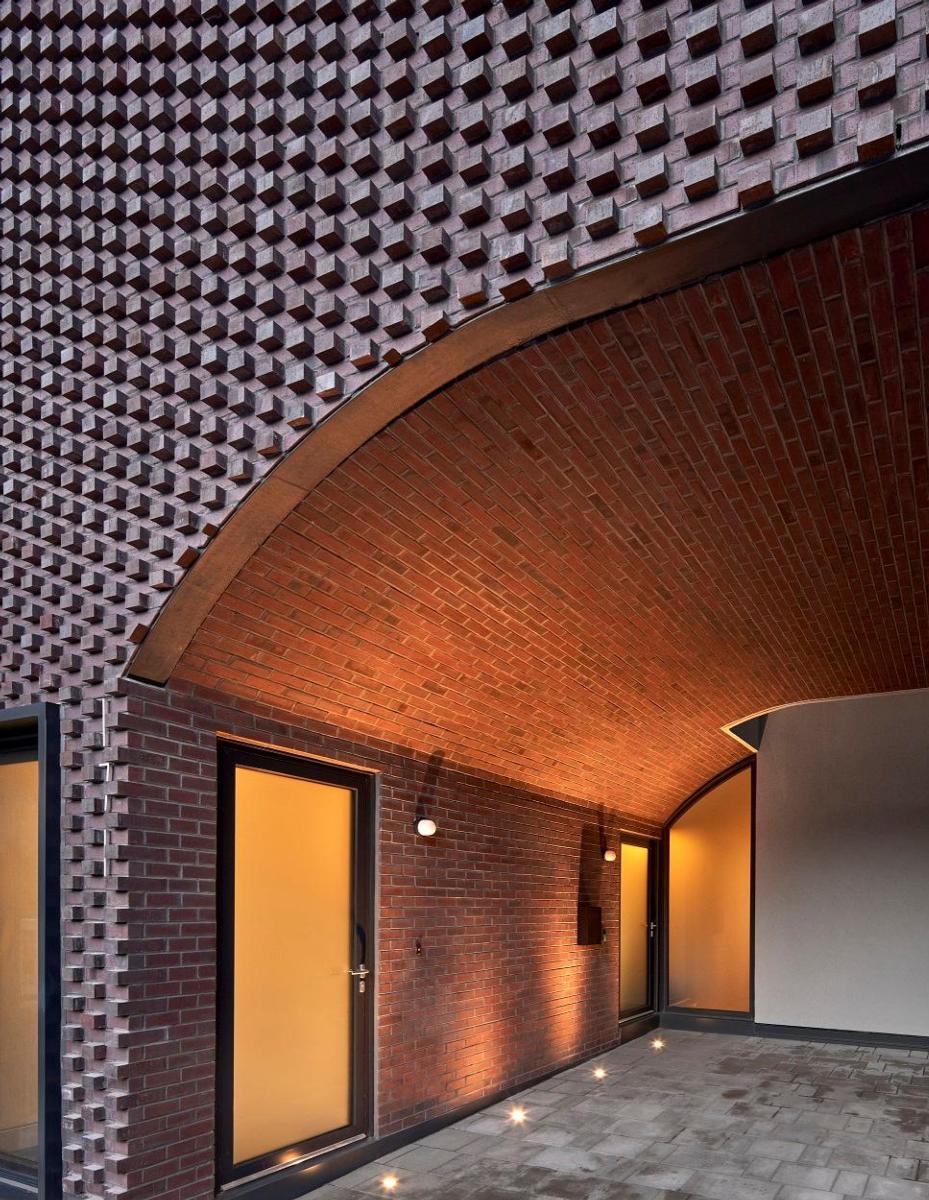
[171,208,929,822]
[128,185,929,688]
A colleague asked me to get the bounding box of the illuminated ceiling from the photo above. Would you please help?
[176,212,929,821]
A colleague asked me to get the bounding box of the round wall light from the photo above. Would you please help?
[602,848,617,863]
[416,817,437,837]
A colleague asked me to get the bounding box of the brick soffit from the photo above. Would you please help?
[177,204,929,821]
[2,0,927,711]
[129,150,929,683]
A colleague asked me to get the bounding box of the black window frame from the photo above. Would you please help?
[0,703,62,1200]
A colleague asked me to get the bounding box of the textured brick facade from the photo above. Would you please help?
[109,676,653,1199]
[5,200,929,1200]
[1,1,928,1197]
[2,0,927,713]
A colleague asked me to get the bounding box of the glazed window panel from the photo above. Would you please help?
[232,765,354,1166]
[0,757,40,1176]
[668,766,752,1013]
[620,842,651,1016]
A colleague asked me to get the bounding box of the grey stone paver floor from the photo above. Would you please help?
[307,1030,929,1200]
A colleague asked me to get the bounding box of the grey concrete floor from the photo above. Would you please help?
[309,1030,929,1200]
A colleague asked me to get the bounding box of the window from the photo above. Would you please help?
[667,764,752,1014]
[0,755,39,1178]
[0,707,60,1199]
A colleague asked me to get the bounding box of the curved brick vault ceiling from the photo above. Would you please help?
[3,0,929,711]
[178,210,929,822]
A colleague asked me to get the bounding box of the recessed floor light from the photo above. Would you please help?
[509,1105,528,1124]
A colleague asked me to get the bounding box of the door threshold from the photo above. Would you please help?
[222,1134,368,1192]
[619,1011,660,1043]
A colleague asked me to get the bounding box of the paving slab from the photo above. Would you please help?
[302,1032,929,1200]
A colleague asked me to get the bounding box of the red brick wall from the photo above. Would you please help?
[110,675,658,1199]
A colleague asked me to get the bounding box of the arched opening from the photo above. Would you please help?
[162,207,928,817]
[666,761,753,1015]
[117,204,929,1196]
[127,176,929,689]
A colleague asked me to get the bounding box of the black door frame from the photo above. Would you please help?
[618,834,660,1024]
[659,756,756,1023]
[215,742,376,1190]
[0,703,61,1200]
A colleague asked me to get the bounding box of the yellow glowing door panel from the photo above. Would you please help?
[233,766,354,1166]
[668,766,752,1013]
[0,758,39,1167]
[620,842,650,1016]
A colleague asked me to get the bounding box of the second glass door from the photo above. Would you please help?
[620,837,657,1019]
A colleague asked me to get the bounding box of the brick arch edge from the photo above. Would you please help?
[128,145,929,685]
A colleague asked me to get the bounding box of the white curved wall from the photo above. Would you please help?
[755,689,929,1037]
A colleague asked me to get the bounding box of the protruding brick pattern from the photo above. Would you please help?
[1,0,927,719]
[180,208,929,825]
[110,676,653,1200]
[0,4,926,1198]
[31,201,929,1196]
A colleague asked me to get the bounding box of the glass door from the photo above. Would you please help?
[217,744,374,1186]
[666,763,752,1015]
[620,837,657,1019]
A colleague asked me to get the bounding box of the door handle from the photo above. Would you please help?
[648,922,657,937]
[349,964,370,993]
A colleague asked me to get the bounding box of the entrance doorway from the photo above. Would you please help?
[619,837,657,1020]
[216,744,375,1187]
[0,706,60,1200]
